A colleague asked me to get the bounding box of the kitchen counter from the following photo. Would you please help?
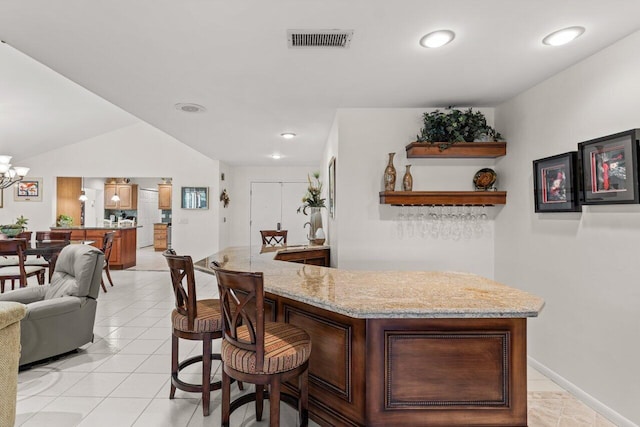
[52,226,138,269]
[195,246,543,426]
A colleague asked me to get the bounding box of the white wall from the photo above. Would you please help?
[0,122,220,261]
[227,165,322,247]
[495,31,640,426]
[331,108,498,277]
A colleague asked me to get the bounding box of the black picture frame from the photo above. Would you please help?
[578,129,640,205]
[328,157,336,218]
[533,151,580,212]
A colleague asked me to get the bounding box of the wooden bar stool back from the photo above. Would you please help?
[259,230,288,246]
[213,267,311,427]
[164,252,224,416]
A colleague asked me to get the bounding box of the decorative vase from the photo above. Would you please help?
[305,207,325,245]
[384,152,396,191]
[402,165,413,191]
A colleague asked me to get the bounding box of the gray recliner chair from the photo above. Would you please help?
[0,244,104,366]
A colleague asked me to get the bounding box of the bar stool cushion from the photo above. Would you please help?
[171,299,222,333]
[222,321,311,374]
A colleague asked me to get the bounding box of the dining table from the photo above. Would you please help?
[25,240,94,281]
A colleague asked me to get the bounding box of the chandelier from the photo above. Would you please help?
[0,156,29,190]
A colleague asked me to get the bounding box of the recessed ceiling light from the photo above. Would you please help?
[174,103,207,113]
[419,30,455,48]
[542,26,585,46]
[280,132,296,139]
[271,153,282,160]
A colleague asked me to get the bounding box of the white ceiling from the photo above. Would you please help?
[2,0,640,166]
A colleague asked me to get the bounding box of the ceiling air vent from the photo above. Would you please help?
[287,29,354,48]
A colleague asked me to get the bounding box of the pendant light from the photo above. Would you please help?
[79,176,88,201]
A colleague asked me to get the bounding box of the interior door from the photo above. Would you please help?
[250,182,308,247]
[137,189,160,248]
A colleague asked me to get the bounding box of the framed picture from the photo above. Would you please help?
[328,157,336,218]
[533,152,580,212]
[579,129,640,205]
[181,186,209,209]
[14,178,43,202]
[0,189,3,208]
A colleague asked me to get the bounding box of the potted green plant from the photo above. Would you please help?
[297,172,326,245]
[57,214,73,227]
[416,107,503,151]
[0,215,29,236]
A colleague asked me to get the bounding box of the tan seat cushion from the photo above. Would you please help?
[222,322,311,374]
[171,299,222,333]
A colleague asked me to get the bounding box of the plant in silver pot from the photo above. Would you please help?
[297,172,326,245]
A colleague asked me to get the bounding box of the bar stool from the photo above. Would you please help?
[213,266,311,427]
[164,251,225,416]
[259,230,288,246]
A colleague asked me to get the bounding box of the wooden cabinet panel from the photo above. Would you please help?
[153,223,168,251]
[104,184,138,209]
[274,248,330,267]
[366,318,527,427]
[158,184,172,210]
[56,177,82,225]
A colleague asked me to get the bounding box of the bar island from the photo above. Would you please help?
[52,226,138,269]
[196,246,544,427]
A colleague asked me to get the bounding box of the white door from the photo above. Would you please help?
[250,182,308,247]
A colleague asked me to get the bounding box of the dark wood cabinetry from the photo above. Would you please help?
[274,247,330,266]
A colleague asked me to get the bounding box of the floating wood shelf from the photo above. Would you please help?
[379,191,507,206]
[405,142,507,158]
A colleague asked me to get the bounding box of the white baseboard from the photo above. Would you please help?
[527,356,638,427]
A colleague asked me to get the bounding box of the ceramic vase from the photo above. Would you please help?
[306,207,325,245]
[384,152,396,191]
[402,165,413,191]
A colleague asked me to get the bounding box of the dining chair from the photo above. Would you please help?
[259,230,288,246]
[163,251,226,416]
[212,266,311,427]
[0,239,46,293]
[35,231,72,242]
[100,232,115,292]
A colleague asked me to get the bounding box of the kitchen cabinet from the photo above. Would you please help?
[104,184,138,209]
[158,184,172,209]
[154,223,168,251]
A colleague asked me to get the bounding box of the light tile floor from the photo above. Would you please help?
[14,248,618,426]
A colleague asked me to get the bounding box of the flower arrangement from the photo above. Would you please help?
[297,172,326,215]
[416,107,503,151]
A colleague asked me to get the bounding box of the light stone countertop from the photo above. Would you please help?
[195,246,545,319]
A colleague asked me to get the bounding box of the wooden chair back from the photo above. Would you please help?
[259,230,287,246]
[16,231,32,242]
[164,252,198,330]
[101,232,115,262]
[213,267,265,372]
[0,239,28,284]
[36,231,72,242]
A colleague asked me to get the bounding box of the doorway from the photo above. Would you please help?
[250,181,308,247]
